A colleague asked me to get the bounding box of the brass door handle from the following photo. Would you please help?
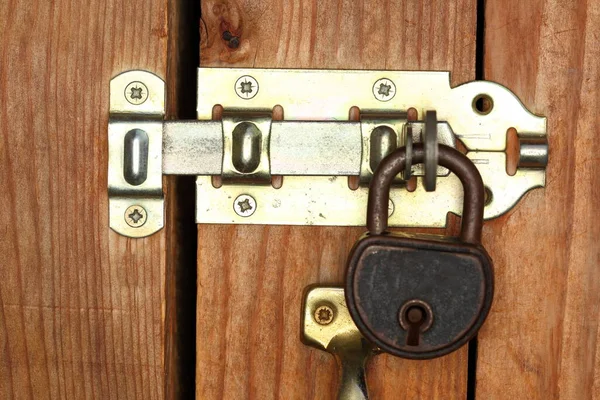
[302,287,375,400]
[335,339,371,400]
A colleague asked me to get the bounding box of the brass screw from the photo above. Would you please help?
[314,305,335,325]
[124,205,147,228]
[124,81,149,105]
[372,78,396,102]
[233,194,257,217]
[235,75,259,100]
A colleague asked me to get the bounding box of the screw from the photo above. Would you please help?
[233,194,257,217]
[222,31,233,41]
[314,305,335,325]
[124,205,147,228]
[388,199,395,217]
[228,36,240,49]
[373,78,396,102]
[222,30,241,49]
[124,81,149,105]
[235,75,259,100]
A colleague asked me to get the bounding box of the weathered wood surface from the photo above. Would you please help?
[198,1,476,398]
[477,1,600,399]
[0,1,169,398]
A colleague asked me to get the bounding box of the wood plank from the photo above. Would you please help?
[477,1,600,399]
[0,1,169,399]
[197,1,476,398]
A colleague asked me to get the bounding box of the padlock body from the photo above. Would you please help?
[345,232,493,359]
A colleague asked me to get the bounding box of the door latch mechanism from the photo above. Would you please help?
[108,68,548,238]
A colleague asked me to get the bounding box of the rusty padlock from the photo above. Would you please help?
[345,143,494,359]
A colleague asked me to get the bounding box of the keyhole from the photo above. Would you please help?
[405,306,426,346]
[398,299,434,347]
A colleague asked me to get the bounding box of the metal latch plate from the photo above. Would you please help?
[195,68,546,227]
[107,69,548,236]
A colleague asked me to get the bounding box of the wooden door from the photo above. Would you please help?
[476,1,600,398]
[197,1,475,399]
[1,1,598,399]
[197,1,599,399]
[0,1,173,399]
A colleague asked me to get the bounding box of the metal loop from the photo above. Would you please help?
[424,110,439,191]
[367,143,485,244]
[403,125,413,180]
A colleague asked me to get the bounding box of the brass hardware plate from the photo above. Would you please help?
[107,69,548,237]
[108,71,165,238]
[196,68,546,148]
[194,68,546,227]
[196,152,543,226]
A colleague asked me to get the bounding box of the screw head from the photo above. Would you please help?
[388,199,395,217]
[124,205,147,228]
[373,78,396,102]
[222,30,233,41]
[235,75,259,100]
[233,194,257,217]
[314,305,335,325]
[124,81,149,105]
[228,36,240,49]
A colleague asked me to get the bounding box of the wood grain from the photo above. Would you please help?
[476,1,600,399]
[198,1,476,398]
[0,1,169,399]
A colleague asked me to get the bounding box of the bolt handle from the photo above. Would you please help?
[336,341,370,400]
[301,287,374,400]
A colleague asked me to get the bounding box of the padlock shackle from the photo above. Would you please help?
[367,144,485,244]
